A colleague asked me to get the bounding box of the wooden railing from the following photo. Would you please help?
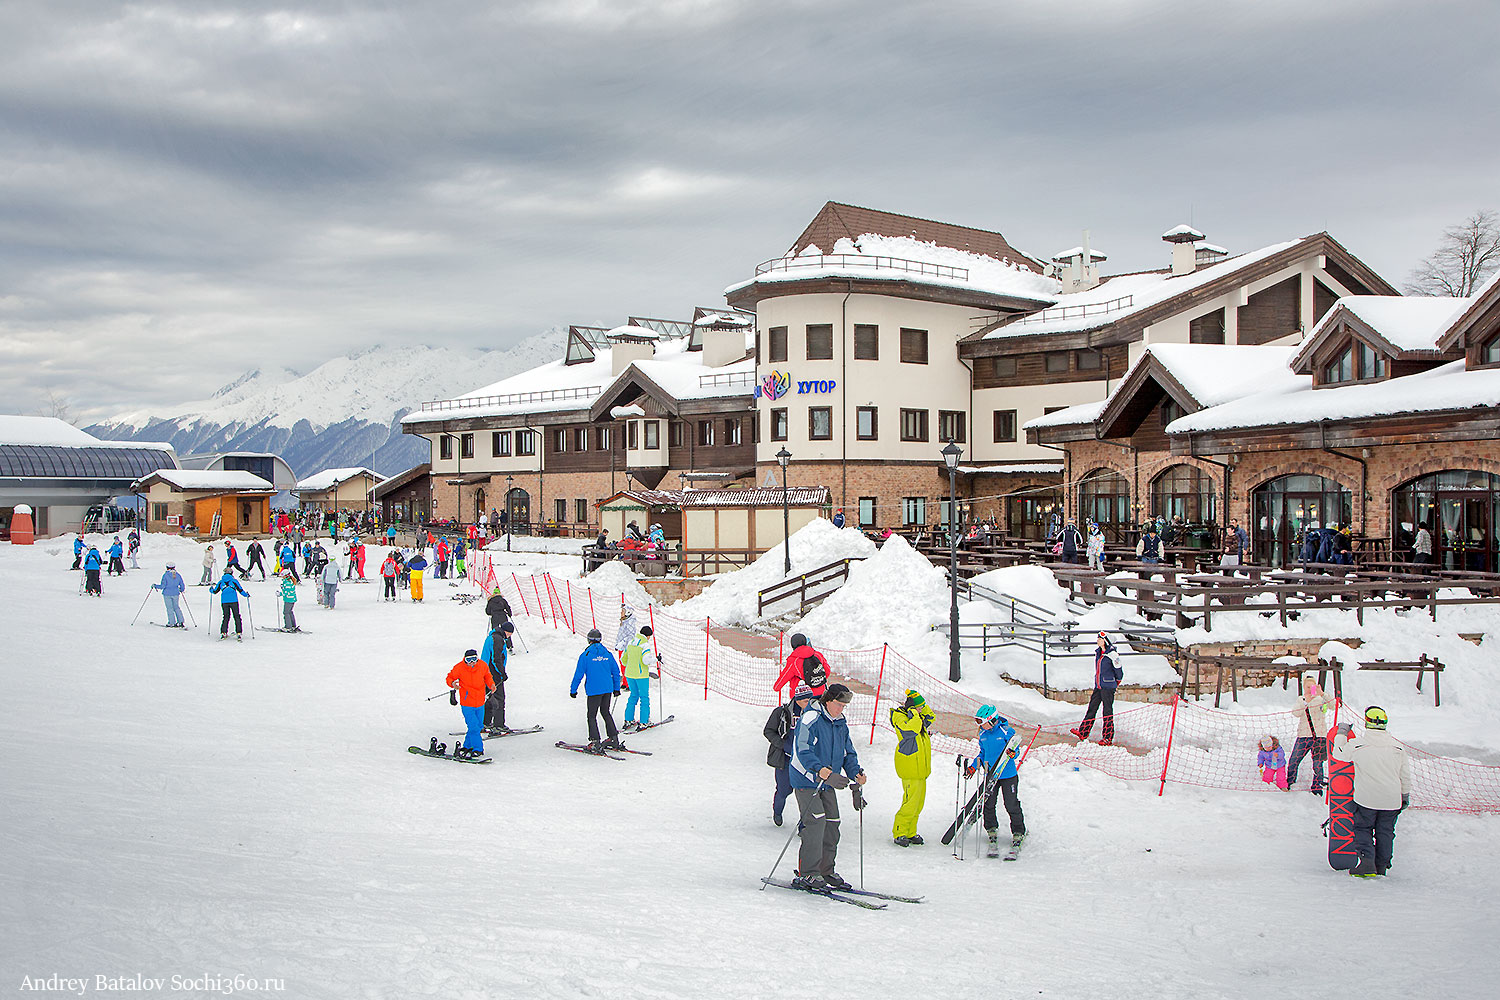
[756,557,864,617]
[583,545,760,578]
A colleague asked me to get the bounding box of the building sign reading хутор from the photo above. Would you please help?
[755,371,836,400]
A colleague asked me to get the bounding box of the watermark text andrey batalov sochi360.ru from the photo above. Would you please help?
[18,973,288,995]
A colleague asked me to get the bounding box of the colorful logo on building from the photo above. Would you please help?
[757,370,790,400]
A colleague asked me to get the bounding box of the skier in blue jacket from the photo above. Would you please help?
[107,536,126,576]
[82,546,104,596]
[968,704,1026,852]
[570,628,623,749]
[789,683,867,891]
[481,621,515,734]
[71,536,85,570]
[1072,631,1123,745]
[152,562,187,627]
[210,570,250,640]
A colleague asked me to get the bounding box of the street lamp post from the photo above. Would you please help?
[776,447,792,575]
[942,442,963,682]
[505,475,514,553]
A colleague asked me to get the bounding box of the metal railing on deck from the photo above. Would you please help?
[418,386,601,412]
[755,254,968,282]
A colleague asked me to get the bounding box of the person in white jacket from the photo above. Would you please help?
[200,545,217,586]
[321,557,342,610]
[1332,705,1412,877]
[1287,674,1335,793]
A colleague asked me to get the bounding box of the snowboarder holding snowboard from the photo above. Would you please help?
[570,628,623,751]
[763,685,817,827]
[775,632,830,698]
[1331,706,1412,877]
[969,704,1026,857]
[1071,631,1122,746]
[446,648,495,758]
[891,689,935,846]
[152,562,186,627]
[210,569,249,640]
[790,683,866,892]
[480,621,515,733]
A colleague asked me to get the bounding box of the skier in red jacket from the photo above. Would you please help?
[774,633,830,698]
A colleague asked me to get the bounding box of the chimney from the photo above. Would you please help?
[606,324,658,376]
[1162,224,1206,277]
[1050,230,1106,292]
[696,313,753,368]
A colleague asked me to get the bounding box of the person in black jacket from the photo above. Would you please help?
[1071,631,1123,746]
[763,686,817,827]
[245,539,267,580]
[485,587,512,629]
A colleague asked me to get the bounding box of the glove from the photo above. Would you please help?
[851,785,866,811]
[569,691,578,699]
[824,772,851,789]
[1401,794,1410,810]
[964,765,976,779]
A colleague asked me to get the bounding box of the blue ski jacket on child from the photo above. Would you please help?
[83,549,102,570]
[571,642,621,696]
[975,718,1021,779]
[211,572,248,604]
[74,538,84,556]
[109,540,123,559]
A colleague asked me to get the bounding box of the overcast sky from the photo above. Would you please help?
[2,0,1496,422]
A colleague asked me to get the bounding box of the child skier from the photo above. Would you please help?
[1257,735,1288,790]
[321,556,341,610]
[380,551,399,601]
[209,569,250,640]
[71,535,84,570]
[570,628,623,750]
[620,625,657,732]
[445,648,495,758]
[152,561,186,627]
[83,545,104,595]
[107,536,125,576]
[407,550,428,601]
[891,689,935,846]
[774,633,830,698]
[968,704,1026,857]
[280,568,300,631]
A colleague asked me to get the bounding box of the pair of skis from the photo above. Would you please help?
[448,725,545,739]
[554,740,653,761]
[988,831,1027,861]
[256,626,312,634]
[621,714,674,733]
[759,878,924,910]
[941,732,1023,849]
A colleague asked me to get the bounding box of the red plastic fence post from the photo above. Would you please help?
[567,581,574,632]
[704,616,711,701]
[870,643,888,746]
[1158,695,1181,797]
[531,576,547,625]
[1017,722,1044,767]
[512,573,529,616]
[589,590,597,631]
[648,604,663,717]
[778,631,785,705]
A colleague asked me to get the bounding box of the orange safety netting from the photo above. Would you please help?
[471,557,1500,814]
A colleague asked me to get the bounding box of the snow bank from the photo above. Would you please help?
[582,560,652,608]
[481,536,591,555]
[671,518,876,624]
[968,564,1070,617]
[798,535,950,649]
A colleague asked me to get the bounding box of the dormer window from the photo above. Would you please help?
[1160,399,1184,427]
[1483,333,1500,366]
[1322,338,1386,386]
[1324,346,1353,384]
[1357,341,1386,379]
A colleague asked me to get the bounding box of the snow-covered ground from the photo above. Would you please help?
[3,533,1495,999]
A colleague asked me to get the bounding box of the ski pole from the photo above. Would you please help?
[425,689,456,701]
[184,597,197,628]
[857,785,865,890]
[245,594,255,639]
[761,779,822,889]
[130,589,153,625]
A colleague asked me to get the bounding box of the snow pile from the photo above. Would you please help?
[582,560,652,608]
[480,535,591,555]
[798,535,950,649]
[671,519,876,624]
[967,564,1071,617]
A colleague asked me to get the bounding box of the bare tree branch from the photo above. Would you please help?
[1406,209,1500,296]
[39,389,77,425]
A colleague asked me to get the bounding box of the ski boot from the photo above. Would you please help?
[791,871,826,892]
[603,737,626,752]
[586,740,604,755]
[909,834,925,846]
[986,829,1000,858]
[894,836,912,847]
[823,871,852,891]
[429,737,440,754]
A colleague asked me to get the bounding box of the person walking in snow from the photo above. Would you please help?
[790,683,867,892]
[210,569,249,640]
[570,628,623,751]
[891,689,936,846]
[1086,523,1106,571]
[71,535,85,570]
[486,587,512,631]
[83,545,104,596]
[620,625,657,731]
[446,648,495,758]
[246,538,267,580]
[107,536,125,576]
[321,556,341,610]
[1071,631,1122,746]
[200,544,217,586]
[127,528,141,569]
[1287,673,1335,794]
[380,551,399,601]
[152,561,186,627]
[764,685,817,827]
[481,621,515,734]
[1332,706,1412,877]
[407,550,428,601]
[774,633,830,699]
[968,704,1025,855]
[279,568,300,631]
[1257,735,1288,790]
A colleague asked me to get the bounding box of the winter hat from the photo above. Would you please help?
[501,621,516,633]
[463,649,479,663]
[165,562,176,569]
[792,685,816,701]
[822,683,853,704]
[904,689,926,709]
[639,626,653,637]
[790,632,809,649]
[587,629,603,643]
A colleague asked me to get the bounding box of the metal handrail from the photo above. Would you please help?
[755,254,969,282]
[931,620,1179,697]
[418,386,602,412]
[699,370,756,388]
[1015,294,1134,325]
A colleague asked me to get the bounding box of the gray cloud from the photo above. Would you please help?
[1,0,1495,421]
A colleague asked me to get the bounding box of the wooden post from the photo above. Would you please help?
[869,643,888,746]
[1158,695,1181,797]
[703,617,711,701]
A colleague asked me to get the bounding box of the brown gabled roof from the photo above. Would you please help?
[790,201,1044,271]
[372,463,431,499]
[1436,270,1500,352]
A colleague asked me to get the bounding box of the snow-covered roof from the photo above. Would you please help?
[1162,224,1206,242]
[1142,344,1300,408]
[1341,296,1472,352]
[1197,243,1229,256]
[1436,268,1500,351]
[693,312,753,328]
[1023,400,1107,431]
[727,232,1060,304]
[296,467,383,492]
[1167,360,1500,435]
[139,470,274,492]
[1051,247,1108,262]
[982,239,1301,340]
[605,324,660,341]
[0,415,173,451]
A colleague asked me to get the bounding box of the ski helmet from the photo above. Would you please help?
[587,629,603,643]
[974,704,999,726]
[790,633,809,649]
[1364,705,1389,730]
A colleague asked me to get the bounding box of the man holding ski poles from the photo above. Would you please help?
[789,683,866,892]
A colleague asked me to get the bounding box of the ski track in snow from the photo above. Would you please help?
[1,536,1495,1000]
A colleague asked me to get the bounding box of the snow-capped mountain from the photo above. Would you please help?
[87,333,564,477]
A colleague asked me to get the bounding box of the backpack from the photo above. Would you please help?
[799,650,828,690]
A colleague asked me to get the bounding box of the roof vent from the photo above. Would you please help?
[1162,224,1206,276]
[1051,230,1106,291]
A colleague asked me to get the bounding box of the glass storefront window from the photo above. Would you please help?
[1251,475,1353,567]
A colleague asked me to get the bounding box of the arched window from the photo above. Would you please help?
[1392,470,1500,572]
[1151,465,1217,525]
[1078,469,1130,542]
[1250,474,1352,568]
